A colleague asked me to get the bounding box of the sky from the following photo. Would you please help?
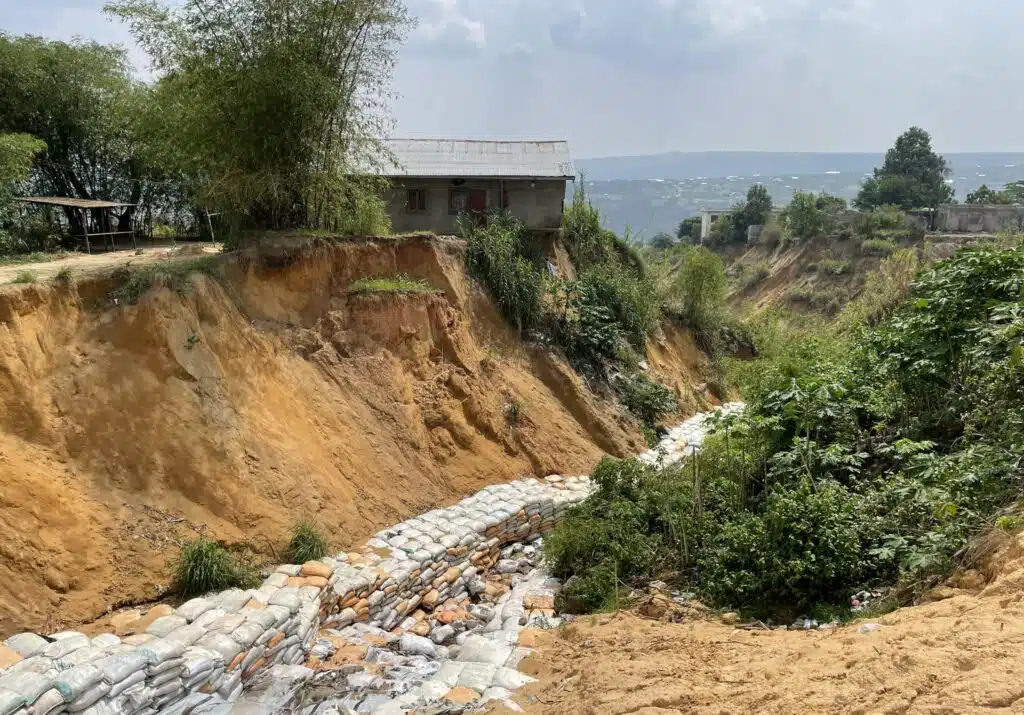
[4,0,1024,158]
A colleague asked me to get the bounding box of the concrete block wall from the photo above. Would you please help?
[0,476,592,715]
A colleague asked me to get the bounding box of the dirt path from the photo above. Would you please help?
[500,532,1024,715]
[0,242,222,283]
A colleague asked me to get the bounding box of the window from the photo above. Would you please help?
[406,188,428,213]
[449,188,470,215]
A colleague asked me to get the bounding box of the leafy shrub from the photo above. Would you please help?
[857,205,906,238]
[553,241,1024,618]
[664,246,728,333]
[780,191,827,241]
[735,260,771,289]
[171,536,259,597]
[617,374,677,426]
[462,212,543,331]
[286,519,330,564]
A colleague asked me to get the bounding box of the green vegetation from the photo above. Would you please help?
[708,184,773,247]
[734,260,771,290]
[966,182,1024,205]
[0,0,408,257]
[779,192,848,242]
[462,212,543,332]
[171,536,259,598]
[109,257,220,305]
[812,258,850,276]
[860,238,898,255]
[616,373,677,429]
[664,246,728,333]
[549,240,1024,619]
[285,519,330,564]
[855,127,953,214]
[676,216,702,244]
[349,276,436,295]
[10,269,37,284]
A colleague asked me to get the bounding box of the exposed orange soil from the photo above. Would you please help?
[0,235,712,636]
[497,529,1024,715]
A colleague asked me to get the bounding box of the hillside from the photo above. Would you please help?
[0,235,714,636]
[724,233,987,318]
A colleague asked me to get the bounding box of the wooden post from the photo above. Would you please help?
[81,208,91,255]
[205,209,215,244]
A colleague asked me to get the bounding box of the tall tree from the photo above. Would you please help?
[107,0,413,230]
[855,127,953,213]
[0,35,152,233]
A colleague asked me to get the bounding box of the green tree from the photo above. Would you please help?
[855,127,953,214]
[107,0,413,231]
[651,232,676,250]
[676,216,701,243]
[0,35,152,234]
[725,184,773,243]
[780,191,825,240]
[0,132,46,252]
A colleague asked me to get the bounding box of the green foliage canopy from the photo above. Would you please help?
[856,127,953,211]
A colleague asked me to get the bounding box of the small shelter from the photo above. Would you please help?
[14,196,137,254]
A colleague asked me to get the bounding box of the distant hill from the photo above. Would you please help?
[570,152,1024,239]
[575,152,1024,182]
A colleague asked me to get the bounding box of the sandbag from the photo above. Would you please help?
[27,689,63,715]
[0,691,26,715]
[53,664,104,702]
[180,649,221,679]
[146,667,181,689]
[136,640,184,667]
[145,658,182,678]
[108,670,145,698]
[96,653,148,686]
[88,636,121,652]
[65,681,110,713]
[0,672,52,705]
[3,636,47,659]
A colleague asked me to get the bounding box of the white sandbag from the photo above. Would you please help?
[53,664,103,703]
[229,622,264,649]
[180,649,221,680]
[175,599,213,624]
[136,640,184,667]
[96,653,148,685]
[192,635,240,665]
[65,681,110,713]
[184,667,215,691]
[214,672,239,699]
[144,616,187,639]
[0,672,52,705]
[42,636,90,661]
[88,636,121,652]
[3,635,47,659]
[108,670,145,698]
[27,689,63,715]
[163,625,205,649]
[113,683,152,713]
[146,667,181,688]
[145,658,182,680]
[0,691,26,715]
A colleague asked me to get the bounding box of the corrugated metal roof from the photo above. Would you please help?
[379,139,575,179]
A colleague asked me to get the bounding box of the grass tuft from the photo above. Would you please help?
[171,536,259,598]
[110,257,220,305]
[348,275,437,295]
[10,270,38,284]
[285,519,330,564]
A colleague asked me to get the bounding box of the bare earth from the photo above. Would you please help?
[0,236,713,635]
[499,530,1024,715]
[0,243,222,283]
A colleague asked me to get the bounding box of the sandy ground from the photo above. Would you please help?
[0,242,222,283]
[496,531,1024,715]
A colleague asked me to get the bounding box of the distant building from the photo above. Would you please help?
[699,208,734,241]
[377,139,576,234]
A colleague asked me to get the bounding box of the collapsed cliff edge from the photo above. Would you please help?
[0,235,716,636]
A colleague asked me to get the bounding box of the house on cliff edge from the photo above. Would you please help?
[378,139,576,234]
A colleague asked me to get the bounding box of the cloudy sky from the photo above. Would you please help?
[4,0,1023,157]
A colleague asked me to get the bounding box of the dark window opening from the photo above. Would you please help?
[407,188,428,213]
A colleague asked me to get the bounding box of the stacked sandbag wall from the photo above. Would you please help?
[0,475,592,715]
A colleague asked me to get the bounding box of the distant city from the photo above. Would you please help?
[571,152,1024,239]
